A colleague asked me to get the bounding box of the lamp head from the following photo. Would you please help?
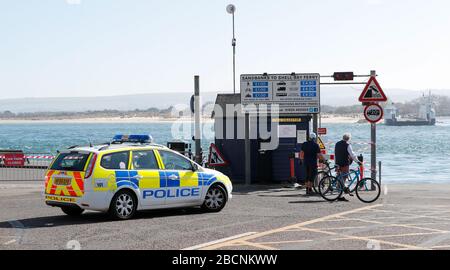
[226,4,236,14]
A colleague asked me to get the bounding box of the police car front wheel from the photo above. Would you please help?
[109,190,137,220]
[202,185,227,212]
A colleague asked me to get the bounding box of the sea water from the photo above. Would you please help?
[1,118,449,183]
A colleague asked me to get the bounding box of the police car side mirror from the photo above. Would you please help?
[191,163,199,172]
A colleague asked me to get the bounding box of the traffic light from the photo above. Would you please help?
[333,72,354,81]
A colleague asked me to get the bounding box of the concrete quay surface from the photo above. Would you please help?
[1,181,450,250]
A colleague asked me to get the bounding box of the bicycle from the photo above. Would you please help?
[318,164,381,203]
[313,160,360,194]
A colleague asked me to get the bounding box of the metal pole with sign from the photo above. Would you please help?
[359,70,387,182]
[370,70,377,182]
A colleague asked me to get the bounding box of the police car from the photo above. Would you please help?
[44,135,233,220]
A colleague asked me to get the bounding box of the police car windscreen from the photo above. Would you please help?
[50,153,90,172]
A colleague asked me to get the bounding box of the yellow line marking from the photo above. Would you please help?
[233,240,314,246]
[236,240,278,250]
[371,208,450,222]
[389,224,449,233]
[3,239,16,245]
[288,226,368,231]
[332,217,385,225]
[298,227,430,250]
[183,232,258,250]
[330,232,445,241]
[200,204,382,250]
[403,222,450,226]
[430,245,450,249]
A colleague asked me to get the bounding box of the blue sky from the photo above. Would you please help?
[0,0,449,99]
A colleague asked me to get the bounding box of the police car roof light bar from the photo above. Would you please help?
[112,135,153,144]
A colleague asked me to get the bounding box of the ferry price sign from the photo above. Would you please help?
[240,73,320,114]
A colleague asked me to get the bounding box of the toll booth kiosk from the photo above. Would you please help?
[212,94,312,184]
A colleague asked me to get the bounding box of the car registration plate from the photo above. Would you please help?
[54,178,71,186]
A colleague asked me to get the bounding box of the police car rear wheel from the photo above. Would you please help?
[202,185,227,212]
[110,190,137,220]
[61,206,84,217]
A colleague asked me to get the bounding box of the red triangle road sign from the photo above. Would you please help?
[359,77,388,102]
[208,143,229,167]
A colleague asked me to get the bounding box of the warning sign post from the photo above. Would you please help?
[359,71,385,183]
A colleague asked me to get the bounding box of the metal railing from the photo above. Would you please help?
[0,154,54,181]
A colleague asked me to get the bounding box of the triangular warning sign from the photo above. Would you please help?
[208,144,229,167]
[359,77,388,102]
[317,137,326,150]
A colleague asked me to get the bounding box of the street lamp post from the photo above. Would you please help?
[227,4,236,94]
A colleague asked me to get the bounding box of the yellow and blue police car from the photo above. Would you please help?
[44,135,233,220]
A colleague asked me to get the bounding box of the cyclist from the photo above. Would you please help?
[300,133,324,196]
[334,133,362,201]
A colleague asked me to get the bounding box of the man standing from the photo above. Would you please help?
[334,133,361,201]
[300,133,323,196]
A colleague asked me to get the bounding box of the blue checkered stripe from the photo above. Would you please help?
[159,171,180,187]
[115,171,139,189]
[198,173,217,186]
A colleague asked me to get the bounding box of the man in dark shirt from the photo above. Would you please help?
[335,133,362,201]
[300,133,324,195]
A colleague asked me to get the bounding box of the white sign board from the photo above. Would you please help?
[297,130,307,144]
[278,125,297,138]
[241,73,320,114]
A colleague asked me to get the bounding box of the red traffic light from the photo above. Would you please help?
[333,72,354,81]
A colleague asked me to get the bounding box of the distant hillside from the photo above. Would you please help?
[322,95,450,117]
[0,88,449,113]
[320,87,450,106]
[0,92,219,113]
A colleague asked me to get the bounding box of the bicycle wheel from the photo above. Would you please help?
[313,171,329,194]
[355,178,381,203]
[318,175,344,202]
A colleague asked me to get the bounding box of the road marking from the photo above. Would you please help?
[3,239,17,245]
[249,240,314,246]
[182,232,258,250]
[286,226,368,232]
[330,232,444,241]
[430,245,450,249]
[201,204,383,250]
[8,220,25,229]
[298,227,429,250]
[236,240,278,250]
[7,220,25,245]
[390,223,449,233]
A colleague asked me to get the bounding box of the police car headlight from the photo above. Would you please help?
[219,176,233,193]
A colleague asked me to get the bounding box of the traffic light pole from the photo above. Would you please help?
[320,70,379,182]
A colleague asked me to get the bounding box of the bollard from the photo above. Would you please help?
[289,153,297,184]
[358,154,364,179]
[379,161,382,185]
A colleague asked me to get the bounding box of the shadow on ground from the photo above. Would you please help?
[0,207,209,229]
